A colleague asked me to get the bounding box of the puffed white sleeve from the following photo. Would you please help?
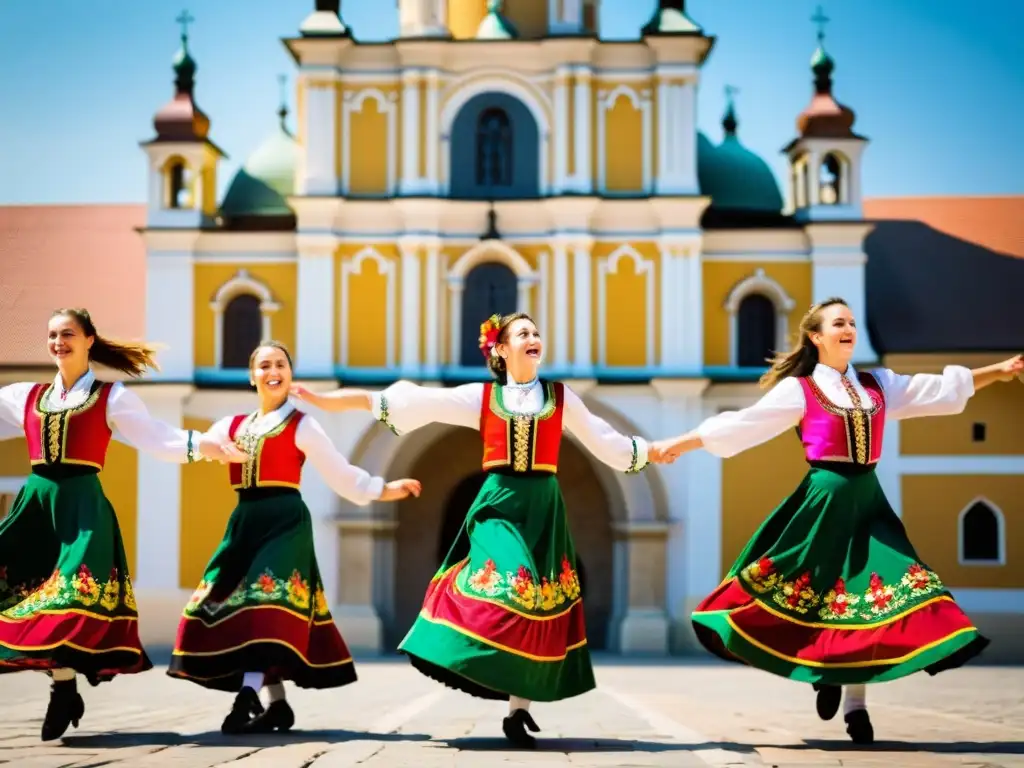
[201,416,233,445]
[871,366,975,421]
[0,383,32,441]
[695,377,806,459]
[562,386,649,473]
[295,415,385,506]
[107,383,201,463]
[370,381,484,436]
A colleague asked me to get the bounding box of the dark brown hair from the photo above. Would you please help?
[248,341,294,371]
[52,308,160,378]
[759,297,849,389]
[486,312,535,385]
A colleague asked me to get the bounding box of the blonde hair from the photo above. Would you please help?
[759,297,848,389]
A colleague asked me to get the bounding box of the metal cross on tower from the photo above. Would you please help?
[176,9,195,40]
[811,5,829,43]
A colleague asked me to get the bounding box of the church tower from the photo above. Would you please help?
[785,7,877,363]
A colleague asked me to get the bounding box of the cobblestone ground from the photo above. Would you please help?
[0,658,1021,767]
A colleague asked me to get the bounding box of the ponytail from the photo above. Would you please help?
[758,297,847,389]
[52,308,160,378]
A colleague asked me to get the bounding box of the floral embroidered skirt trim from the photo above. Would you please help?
[399,473,595,703]
[0,470,151,679]
[167,488,356,692]
[692,465,989,685]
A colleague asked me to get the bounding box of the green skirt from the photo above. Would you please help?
[0,468,151,678]
[167,488,356,692]
[692,464,989,685]
[399,472,594,702]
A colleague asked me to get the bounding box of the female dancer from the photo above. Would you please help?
[652,298,1022,745]
[168,341,423,735]
[291,312,655,748]
[0,308,244,741]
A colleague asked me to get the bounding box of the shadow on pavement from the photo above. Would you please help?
[62,728,432,748]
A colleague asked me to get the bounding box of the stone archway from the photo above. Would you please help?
[385,427,615,651]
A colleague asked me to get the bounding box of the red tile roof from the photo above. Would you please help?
[0,205,146,365]
[864,196,1024,260]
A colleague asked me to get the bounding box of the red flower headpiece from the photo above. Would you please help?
[478,314,502,359]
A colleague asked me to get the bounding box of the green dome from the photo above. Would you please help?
[697,111,783,212]
[220,122,297,217]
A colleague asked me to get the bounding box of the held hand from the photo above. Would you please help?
[998,354,1024,382]
[379,478,423,502]
[289,384,320,405]
[647,439,679,464]
[197,436,248,464]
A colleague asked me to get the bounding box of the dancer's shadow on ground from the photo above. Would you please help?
[62,729,432,748]
[439,736,757,754]
[795,738,1024,754]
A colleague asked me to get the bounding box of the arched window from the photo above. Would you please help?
[167,161,189,209]
[819,153,843,205]
[460,262,518,366]
[221,294,263,369]
[475,108,513,189]
[959,500,1003,564]
[736,294,777,368]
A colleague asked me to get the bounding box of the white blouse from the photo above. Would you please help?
[697,364,976,459]
[202,403,385,506]
[370,379,649,473]
[0,370,198,463]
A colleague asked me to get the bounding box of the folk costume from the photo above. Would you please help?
[0,370,206,740]
[168,401,383,734]
[368,337,650,743]
[690,363,990,743]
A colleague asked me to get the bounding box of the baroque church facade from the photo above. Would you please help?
[3,0,1020,656]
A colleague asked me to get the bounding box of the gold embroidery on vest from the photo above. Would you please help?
[512,416,531,472]
[839,375,869,464]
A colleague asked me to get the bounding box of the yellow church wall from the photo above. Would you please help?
[883,354,1024,456]
[565,72,576,178]
[0,438,29,479]
[179,417,239,588]
[335,244,397,368]
[504,0,548,39]
[702,262,812,367]
[193,264,297,368]
[99,441,138,577]
[593,242,659,366]
[448,0,488,39]
[601,86,644,193]
[901,475,1024,588]
[720,429,807,573]
[345,86,396,196]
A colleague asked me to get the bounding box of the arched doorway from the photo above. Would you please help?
[388,428,613,650]
[460,262,518,366]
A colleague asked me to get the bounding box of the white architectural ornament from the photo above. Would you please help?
[723,268,796,367]
[596,85,653,194]
[446,241,541,367]
[342,88,398,196]
[957,497,1006,566]
[597,245,656,367]
[209,269,280,368]
[438,74,552,195]
[339,247,397,369]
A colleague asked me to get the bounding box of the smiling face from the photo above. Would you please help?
[495,317,543,381]
[47,313,94,370]
[809,302,858,368]
[249,345,293,404]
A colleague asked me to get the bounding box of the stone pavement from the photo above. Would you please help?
[1,657,1022,767]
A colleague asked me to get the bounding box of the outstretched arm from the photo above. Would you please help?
[0,383,32,442]
[109,384,246,463]
[562,387,649,473]
[296,416,421,504]
[293,381,483,436]
[653,377,805,462]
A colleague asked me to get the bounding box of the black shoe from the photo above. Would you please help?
[41,679,85,742]
[813,683,841,721]
[221,687,264,735]
[242,700,295,734]
[845,708,874,745]
[502,708,540,748]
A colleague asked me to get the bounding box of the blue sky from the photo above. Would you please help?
[0,0,1020,204]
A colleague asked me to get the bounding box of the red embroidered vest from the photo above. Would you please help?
[797,372,886,466]
[480,381,564,474]
[24,381,114,470]
[228,410,306,490]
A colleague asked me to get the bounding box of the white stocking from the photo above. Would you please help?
[267,682,286,702]
[241,671,264,692]
[509,695,531,713]
[50,668,75,682]
[843,683,866,714]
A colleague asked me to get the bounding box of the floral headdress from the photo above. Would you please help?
[478,314,502,359]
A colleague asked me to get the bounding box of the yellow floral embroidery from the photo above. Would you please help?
[1,566,137,617]
[465,556,583,612]
[184,569,327,616]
